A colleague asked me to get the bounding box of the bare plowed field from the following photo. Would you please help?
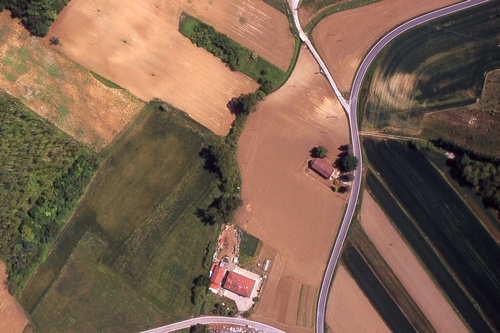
[360,191,469,333]
[0,12,144,151]
[237,47,349,331]
[48,0,294,135]
[326,265,391,333]
[0,262,28,333]
[312,0,459,92]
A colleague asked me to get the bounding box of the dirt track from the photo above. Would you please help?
[237,47,349,331]
[326,265,390,333]
[48,0,293,136]
[0,262,28,333]
[360,191,469,333]
[312,0,460,92]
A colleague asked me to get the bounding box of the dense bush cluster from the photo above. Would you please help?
[0,0,70,36]
[431,138,500,213]
[0,93,98,293]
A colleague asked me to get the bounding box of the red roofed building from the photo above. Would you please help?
[223,271,256,298]
[310,158,335,179]
[209,265,226,290]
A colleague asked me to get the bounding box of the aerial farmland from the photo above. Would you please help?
[0,0,499,332]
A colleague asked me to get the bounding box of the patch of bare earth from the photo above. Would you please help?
[0,262,28,333]
[326,265,391,333]
[0,12,144,151]
[312,0,460,93]
[237,47,349,332]
[48,0,295,136]
[360,191,469,333]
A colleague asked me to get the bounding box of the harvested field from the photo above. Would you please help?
[312,0,459,93]
[326,265,390,333]
[0,12,144,151]
[48,0,295,135]
[360,191,469,333]
[236,47,349,330]
[0,262,28,333]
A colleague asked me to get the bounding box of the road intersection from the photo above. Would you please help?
[140,0,488,332]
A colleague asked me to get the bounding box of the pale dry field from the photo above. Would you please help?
[0,12,144,151]
[360,190,469,333]
[0,262,28,333]
[49,0,294,136]
[326,265,391,333]
[237,47,349,331]
[312,0,460,92]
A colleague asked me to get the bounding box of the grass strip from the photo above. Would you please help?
[349,222,436,333]
[90,71,122,89]
[342,243,417,333]
[304,0,380,33]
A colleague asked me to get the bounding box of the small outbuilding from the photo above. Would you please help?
[223,271,256,298]
[209,265,226,292]
[310,158,336,180]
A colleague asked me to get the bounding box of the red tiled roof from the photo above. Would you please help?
[310,158,334,179]
[223,271,256,298]
[210,265,226,287]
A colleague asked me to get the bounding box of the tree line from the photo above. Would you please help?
[0,0,69,36]
[0,93,98,293]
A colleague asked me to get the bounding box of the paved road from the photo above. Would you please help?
[287,1,488,333]
[140,316,286,333]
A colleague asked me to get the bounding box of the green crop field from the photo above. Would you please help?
[364,138,500,331]
[342,244,417,333]
[359,1,500,132]
[19,101,221,331]
[30,232,166,333]
[239,231,261,257]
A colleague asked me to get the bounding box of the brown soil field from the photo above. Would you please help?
[0,262,28,333]
[298,0,352,26]
[48,0,295,136]
[237,47,349,331]
[360,190,469,333]
[312,0,460,93]
[0,12,144,151]
[326,265,391,333]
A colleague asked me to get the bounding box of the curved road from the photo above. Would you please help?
[289,1,489,333]
[140,316,285,333]
[140,0,487,332]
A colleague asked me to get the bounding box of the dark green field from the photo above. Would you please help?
[19,101,221,332]
[239,232,261,257]
[364,138,500,331]
[342,245,417,333]
[360,1,500,132]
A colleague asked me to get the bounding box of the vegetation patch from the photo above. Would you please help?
[0,92,98,295]
[359,1,500,133]
[239,231,262,258]
[179,14,286,91]
[364,138,499,332]
[20,101,221,330]
[90,71,123,89]
[342,244,417,333]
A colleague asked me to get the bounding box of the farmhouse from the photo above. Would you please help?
[310,158,336,179]
[209,265,227,292]
[223,271,256,298]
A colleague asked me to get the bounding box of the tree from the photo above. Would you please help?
[49,36,60,45]
[313,146,328,158]
[190,324,210,333]
[341,155,358,172]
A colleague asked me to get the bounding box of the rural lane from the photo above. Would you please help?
[139,316,285,333]
[288,1,489,333]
